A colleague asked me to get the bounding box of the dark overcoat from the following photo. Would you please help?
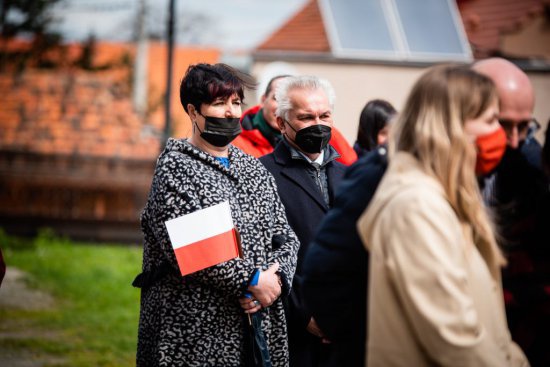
[260,141,345,367]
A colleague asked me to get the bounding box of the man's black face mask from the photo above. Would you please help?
[284,120,332,154]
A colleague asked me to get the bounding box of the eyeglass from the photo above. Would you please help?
[498,118,540,135]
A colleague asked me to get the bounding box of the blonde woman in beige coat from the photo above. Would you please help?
[357,65,529,367]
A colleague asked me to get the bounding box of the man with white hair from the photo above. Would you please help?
[232,75,358,165]
[260,76,345,367]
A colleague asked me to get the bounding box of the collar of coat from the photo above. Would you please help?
[161,138,251,182]
[276,138,341,168]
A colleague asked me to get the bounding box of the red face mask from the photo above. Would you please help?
[475,127,507,175]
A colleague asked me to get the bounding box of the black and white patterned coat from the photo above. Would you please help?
[137,138,299,367]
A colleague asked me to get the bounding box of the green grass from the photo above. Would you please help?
[0,229,143,367]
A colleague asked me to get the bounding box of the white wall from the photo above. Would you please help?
[253,60,550,145]
[253,61,428,143]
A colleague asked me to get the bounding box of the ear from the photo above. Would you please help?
[276,116,286,133]
[260,94,267,106]
[187,104,198,121]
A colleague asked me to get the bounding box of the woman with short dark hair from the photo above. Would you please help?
[135,63,299,367]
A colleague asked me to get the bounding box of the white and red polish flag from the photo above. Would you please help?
[165,201,241,276]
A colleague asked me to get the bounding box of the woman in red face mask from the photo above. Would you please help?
[357,65,526,367]
[462,88,507,176]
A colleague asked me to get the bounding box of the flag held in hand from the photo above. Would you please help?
[165,201,241,276]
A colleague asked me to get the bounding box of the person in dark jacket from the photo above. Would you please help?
[510,120,550,367]
[353,99,396,158]
[260,75,345,367]
[474,58,548,366]
[301,147,388,367]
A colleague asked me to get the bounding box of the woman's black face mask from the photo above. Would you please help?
[195,115,242,147]
[285,120,332,153]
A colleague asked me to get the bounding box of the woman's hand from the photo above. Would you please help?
[239,296,262,314]
[248,263,281,308]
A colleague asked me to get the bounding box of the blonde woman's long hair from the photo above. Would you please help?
[389,64,505,278]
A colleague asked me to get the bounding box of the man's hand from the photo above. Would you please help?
[248,263,281,307]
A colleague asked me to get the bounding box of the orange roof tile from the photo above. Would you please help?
[0,69,155,159]
[258,0,330,53]
[146,42,220,138]
[0,39,220,160]
[457,0,547,58]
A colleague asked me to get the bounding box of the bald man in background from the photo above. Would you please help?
[474,58,542,168]
[474,58,548,366]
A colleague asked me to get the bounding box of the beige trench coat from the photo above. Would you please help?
[357,152,528,367]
